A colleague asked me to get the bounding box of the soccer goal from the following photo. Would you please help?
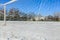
[0,0,17,26]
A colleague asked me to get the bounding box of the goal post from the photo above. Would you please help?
[4,5,6,25]
[0,4,6,25]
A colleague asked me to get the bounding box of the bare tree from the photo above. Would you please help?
[8,8,20,21]
[53,12,60,21]
[0,9,4,20]
[19,12,28,21]
[45,15,54,21]
[27,12,36,21]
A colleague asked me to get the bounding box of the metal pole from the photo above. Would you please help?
[4,5,6,25]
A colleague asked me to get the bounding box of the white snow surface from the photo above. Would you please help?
[0,21,60,40]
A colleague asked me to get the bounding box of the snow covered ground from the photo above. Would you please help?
[0,21,60,40]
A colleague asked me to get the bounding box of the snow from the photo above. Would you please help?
[0,21,60,40]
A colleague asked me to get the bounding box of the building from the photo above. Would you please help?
[34,16,45,21]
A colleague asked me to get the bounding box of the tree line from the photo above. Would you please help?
[0,8,60,21]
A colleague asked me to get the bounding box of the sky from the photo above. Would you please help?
[0,0,60,16]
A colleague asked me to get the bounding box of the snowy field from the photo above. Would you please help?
[0,21,60,40]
